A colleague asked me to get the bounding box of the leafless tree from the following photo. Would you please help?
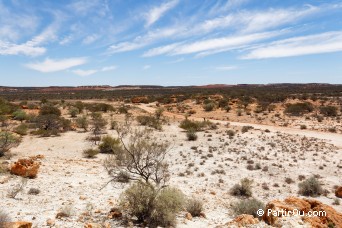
[103,119,171,187]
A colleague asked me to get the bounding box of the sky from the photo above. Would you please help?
[0,0,342,86]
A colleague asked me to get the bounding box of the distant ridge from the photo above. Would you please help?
[0,83,339,93]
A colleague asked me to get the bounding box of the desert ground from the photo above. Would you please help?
[0,98,342,228]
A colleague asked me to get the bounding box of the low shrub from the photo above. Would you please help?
[14,123,28,135]
[120,181,184,227]
[28,188,40,195]
[230,178,253,197]
[98,136,122,154]
[83,148,100,158]
[76,115,89,131]
[300,125,307,130]
[232,198,265,218]
[186,129,198,141]
[186,198,203,217]
[284,102,313,116]
[203,102,215,112]
[319,106,337,117]
[136,115,162,130]
[241,126,253,133]
[226,130,235,138]
[117,171,131,183]
[69,107,79,118]
[179,119,207,132]
[298,176,322,197]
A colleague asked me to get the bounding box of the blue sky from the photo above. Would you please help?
[1,0,342,86]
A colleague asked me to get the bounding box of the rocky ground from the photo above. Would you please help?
[0,103,341,227]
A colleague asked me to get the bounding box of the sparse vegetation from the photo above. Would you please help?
[186,129,198,141]
[232,198,265,218]
[119,181,184,227]
[98,135,122,154]
[284,102,313,116]
[186,198,203,217]
[298,176,323,197]
[83,148,100,158]
[230,178,253,197]
[0,131,20,157]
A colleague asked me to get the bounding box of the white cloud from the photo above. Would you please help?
[0,22,59,57]
[71,64,117,76]
[143,65,151,70]
[108,27,179,53]
[101,65,117,71]
[242,31,342,59]
[25,57,87,73]
[142,42,182,57]
[69,0,101,15]
[60,35,74,45]
[214,65,238,71]
[145,0,179,27]
[83,34,100,44]
[144,31,282,57]
[112,3,320,56]
[72,69,97,76]
[0,40,46,56]
[240,6,318,33]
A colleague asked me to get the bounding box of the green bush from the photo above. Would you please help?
[319,106,337,117]
[179,119,205,132]
[186,198,203,217]
[136,115,162,130]
[0,98,18,115]
[232,198,265,218]
[83,148,100,158]
[203,102,215,112]
[298,176,323,197]
[230,178,253,197]
[39,104,61,116]
[14,123,28,135]
[34,114,69,136]
[86,103,114,112]
[12,110,27,122]
[69,107,79,118]
[284,102,313,116]
[218,98,228,108]
[120,182,184,227]
[0,132,21,157]
[99,135,122,154]
[76,115,89,131]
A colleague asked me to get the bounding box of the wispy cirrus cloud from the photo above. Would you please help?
[101,65,117,72]
[83,34,100,45]
[108,27,179,53]
[145,0,179,27]
[114,4,320,56]
[242,31,342,59]
[72,69,97,76]
[25,57,87,73]
[143,31,282,57]
[214,65,238,71]
[72,64,117,76]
